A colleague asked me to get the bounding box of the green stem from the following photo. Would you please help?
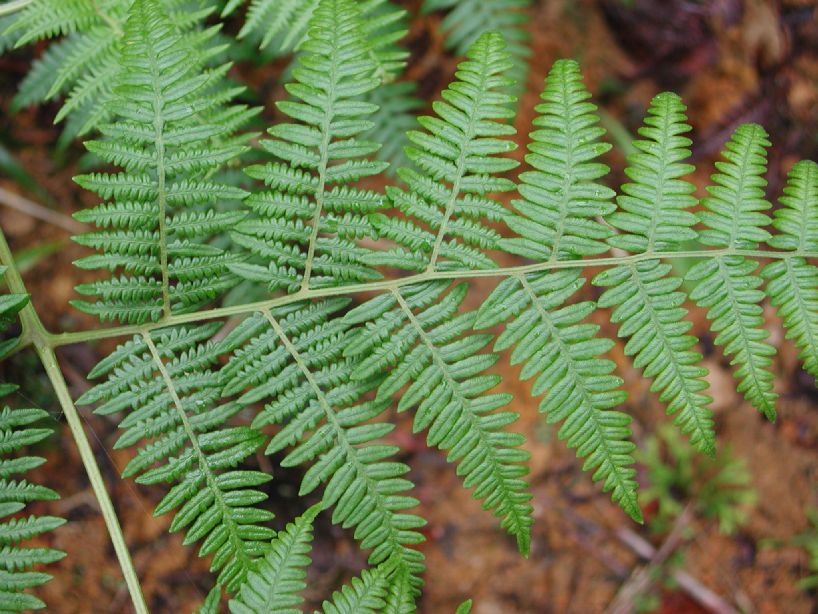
[44,247,818,346]
[0,0,32,17]
[0,230,150,614]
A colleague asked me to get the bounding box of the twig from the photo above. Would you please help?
[607,504,693,614]
[0,186,85,234]
[554,497,740,614]
[0,0,33,17]
[614,521,740,614]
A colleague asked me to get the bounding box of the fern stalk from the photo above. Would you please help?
[33,247,818,350]
[0,227,149,614]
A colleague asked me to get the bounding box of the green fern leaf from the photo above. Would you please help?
[78,325,275,591]
[6,0,219,141]
[345,281,534,553]
[229,504,320,614]
[686,123,778,419]
[370,31,519,273]
[596,92,715,453]
[316,564,389,614]
[0,291,65,614]
[233,0,390,292]
[72,0,257,324]
[217,302,426,605]
[762,160,818,381]
[476,270,640,521]
[501,58,615,261]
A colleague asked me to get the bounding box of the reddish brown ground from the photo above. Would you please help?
[2,0,818,612]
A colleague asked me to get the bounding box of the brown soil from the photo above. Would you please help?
[2,0,818,612]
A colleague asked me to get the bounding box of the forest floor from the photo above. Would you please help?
[1,0,818,612]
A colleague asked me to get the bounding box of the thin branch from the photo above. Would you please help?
[614,523,740,614]
[606,505,693,614]
[0,0,33,17]
[0,187,85,235]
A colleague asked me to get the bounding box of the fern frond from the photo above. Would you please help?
[344,281,534,553]
[476,270,640,521]
[71,0,257,324]
[686,124,778,419]
[596,92,715,453]
[217,302,426,605]
[229,504,320,614]
[762,160,818,381]
[422,0,530,97]
[233,0,390,293]
[370,31,519,273]
[77,325,275,591]
[0,274,65,614]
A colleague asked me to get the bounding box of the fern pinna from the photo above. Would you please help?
[1,0,818,611]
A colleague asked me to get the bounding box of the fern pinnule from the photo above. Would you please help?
[762,160,818,381]
[344,281,534,553]
[686,124,778,420]
[0,384,65,613]
[72,0,257,324]
[317,564,390,614]
[232,0,390,293]
[606,92,699,253]
[371,31,519,273]
[595,92,715,455]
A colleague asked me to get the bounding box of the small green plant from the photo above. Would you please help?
[639,424,757,535]
[0,0,816,611]
[788,508,818,592]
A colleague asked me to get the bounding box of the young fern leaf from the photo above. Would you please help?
[72,0,257,324]
[216,302,426,607]
[77,324,275,591]
[232,0,390,293]
[478,62,639,518]
[762,160,818,381]
[0,384,66,613]
[685,124,778,420]
[344,281,534,554]
[422,0,530,98]
[229,503,320,614]
[370,31,519,273]
[594,92,715,454]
